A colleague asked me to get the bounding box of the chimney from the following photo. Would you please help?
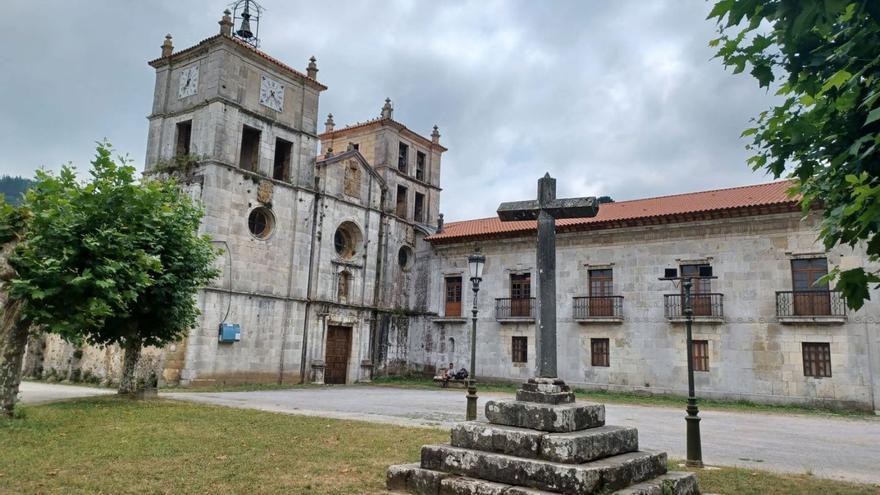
[431,125,441,145]
[381,98,393,119]
[219,9,233,36]
[437,213,444,233]
[307,56,319,79]
[324,113,335,133]
[161,34,174,58]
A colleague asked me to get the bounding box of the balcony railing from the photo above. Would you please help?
[495,297,535,320]
[776,290,846,318]
[664,293,724,319]
[573,296,624,320]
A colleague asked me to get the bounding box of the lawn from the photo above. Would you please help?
[370,376,875,418]
[1,397,877,495]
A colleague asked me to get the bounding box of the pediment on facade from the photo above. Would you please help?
[317,149,386,188]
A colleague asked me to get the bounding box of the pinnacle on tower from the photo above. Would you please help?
[161,34,174,58]
[431,125,441,144]
[324,113,335,133]
[381,98,393,119]
[307,56,319,79]
[219,9,233,36]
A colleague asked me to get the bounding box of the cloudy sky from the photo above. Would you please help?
[1,0,778,221]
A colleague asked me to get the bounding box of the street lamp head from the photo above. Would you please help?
[468,247,486,281]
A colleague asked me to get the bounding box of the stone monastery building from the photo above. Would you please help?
[28,11,880,412]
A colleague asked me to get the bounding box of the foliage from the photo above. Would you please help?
[709,0,880,309]
[8,142,219,354]
[0,176,34,207]
[0,200,28,247]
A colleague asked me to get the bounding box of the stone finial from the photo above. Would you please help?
[307,56,319,79]
[381,98,393,119]
[219,9,233,36]
[324,113,335,133]
[161,34,174,58]
[326,146,333,158]
[347,142,356,151]
[431,124,441,144]
[437,213,444,233]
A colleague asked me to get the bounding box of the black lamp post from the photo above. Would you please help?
[659,266,715,468]
[466,247,485,421]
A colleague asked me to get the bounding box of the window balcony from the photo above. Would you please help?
[495,297,535,322]
[573,296,624,323]
[664,293,724,323]
[776,290,847,324]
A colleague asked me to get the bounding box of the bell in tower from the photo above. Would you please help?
[231,0,263,48]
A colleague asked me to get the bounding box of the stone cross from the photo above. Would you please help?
[497,173,599,378]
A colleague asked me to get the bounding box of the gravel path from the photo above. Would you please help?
[18,381,115,405]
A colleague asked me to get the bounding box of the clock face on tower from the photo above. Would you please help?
[177,65,199,99]
[259,75,285,112]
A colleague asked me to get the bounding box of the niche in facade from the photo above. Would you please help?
[248,206,275,239]
[344,160,361,199]
[334,221,363,260]
[398,245,414,271]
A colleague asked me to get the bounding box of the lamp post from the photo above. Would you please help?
[659,267,715,468]
[466,247,485,421]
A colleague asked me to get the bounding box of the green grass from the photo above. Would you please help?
[1,398,876,494]
[370,375,875,418]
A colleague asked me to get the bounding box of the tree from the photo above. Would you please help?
[0,201,30,417]
[9,143,219,394]
[710,0,880,309]
[0,176,34,206]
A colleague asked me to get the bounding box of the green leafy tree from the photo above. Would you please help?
[0,200,30,416]
[9,143,219,394]
[710,0,880,309]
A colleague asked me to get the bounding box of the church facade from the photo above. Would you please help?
[25,12,880,412]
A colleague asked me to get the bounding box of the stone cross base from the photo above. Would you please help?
[386,378,701,494]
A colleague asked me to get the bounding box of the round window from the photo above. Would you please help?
[333,222,362,259]
[248,207,275,239]
[398,245,414,270]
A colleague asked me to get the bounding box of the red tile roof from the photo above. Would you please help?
[427,180,800,244]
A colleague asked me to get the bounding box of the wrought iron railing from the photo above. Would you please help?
[573,296,624,319]
[664,293,724,319]
[776,290,846,317]
[495,297,535,319]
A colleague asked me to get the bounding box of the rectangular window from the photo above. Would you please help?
[352,143,359,151]
[398,142,409,173]
[175,120,192,157]
[693,340,709,372]
[510,273,531,317]
[681,264,712,316]
[239,125,261,172]
[512,336,527,363]
[792,258,831,316]
[588,268,614,317]
[591,338,609,367]
[445,276,462,317]
[416,151,426,181]
[396,185,408,218]
[414,192,425,223]
[802,342,831,378]
[273,138,292,181]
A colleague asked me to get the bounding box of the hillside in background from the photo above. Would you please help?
[0,175,34,205]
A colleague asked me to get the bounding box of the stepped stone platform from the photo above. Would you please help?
[387,378,700,494]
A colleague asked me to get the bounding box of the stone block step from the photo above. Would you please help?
[420,444,666,494]
[387,463,568,494]
[612,471,700,495]
[451,421,638,463]
[485,400,604,433]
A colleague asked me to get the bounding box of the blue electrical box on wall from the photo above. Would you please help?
[218,323,241,343]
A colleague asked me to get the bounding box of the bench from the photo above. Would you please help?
[432,376,467,388]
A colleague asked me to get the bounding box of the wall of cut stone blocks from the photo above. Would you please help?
[412,212,880,410]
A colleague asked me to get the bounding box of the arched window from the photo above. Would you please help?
[344,160,361,198]
[337,270,352,303]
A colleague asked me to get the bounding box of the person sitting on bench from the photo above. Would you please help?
[441,362,455,387]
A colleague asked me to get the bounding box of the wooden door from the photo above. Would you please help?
[510,273,531,317]
[325,326,352,385]
[681,264,711,316]
[588,269,613,317]
[792,258,830,315]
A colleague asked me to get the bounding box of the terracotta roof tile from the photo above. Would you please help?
[427,179,800,243]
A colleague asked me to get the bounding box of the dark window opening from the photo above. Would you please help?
[591,338,609,367]
[398,142,409,173]
[693,340,709,372]
[416,151,426,181]
[398,245,413,270]
[414,192,425,223]
[352,143,359,151]
[175,120,192,157]
[445,276,462,317]
[803,342,831,377]
[239,125,261,172]
[273,138,292,181]
[512,336,527,363]
[510,273,531,317]
[248,207,274,239]
[396,185,408,218]
[681,264,712,316]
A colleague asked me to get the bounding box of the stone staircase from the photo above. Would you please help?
[387,378,700,494]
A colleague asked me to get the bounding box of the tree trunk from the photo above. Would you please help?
[118,337,142,395]
[0,297,27,417]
